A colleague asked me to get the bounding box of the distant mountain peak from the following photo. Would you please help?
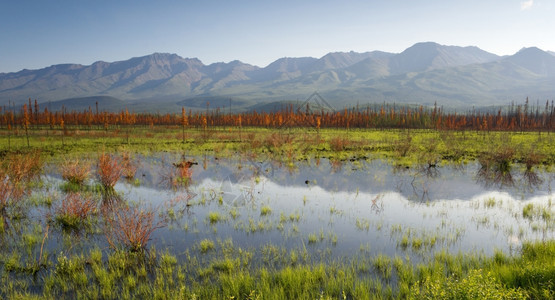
[505,46,555,76]
[510,47,553,61]
[516,46,544,54]
[408,41,441,48]
[387,42,500,74]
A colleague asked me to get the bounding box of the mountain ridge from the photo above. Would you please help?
[1,43,554,111]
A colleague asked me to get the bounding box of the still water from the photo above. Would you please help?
[46,153,550,264]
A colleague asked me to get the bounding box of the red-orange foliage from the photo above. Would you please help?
[61,158,91,185]
[55,192,98,227]
[3,151,42,184]
[160,160,193,189]
[329,136,350,151]
[121,152,138,180]
[2,99,554,132]
[176,161,193,179]
[97,153,124,188]
[104,205,165,252]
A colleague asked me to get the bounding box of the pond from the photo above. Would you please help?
[32,153,554,267]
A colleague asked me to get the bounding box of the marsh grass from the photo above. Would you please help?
[260,205,272,216]
[2,236,555,299]
[1,128,554,168]
[199,239,215,253]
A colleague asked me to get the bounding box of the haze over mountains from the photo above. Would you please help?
[1,42,555,112]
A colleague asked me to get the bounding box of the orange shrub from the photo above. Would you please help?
[54,192,98,229]
[61,158,91,185]
[3,151,43,184]
[104,205,165,252]
[97,153,124,188]
[121,152,138,180]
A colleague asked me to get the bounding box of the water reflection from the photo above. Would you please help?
[30,155,555,268]
[100,189,124,212]
[476,165,514,188]
[129,154,554,202]
[523,169,544,189]
[158,157,195,190]
[370,194,384,214]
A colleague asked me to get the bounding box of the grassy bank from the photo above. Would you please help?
[1,126,554,167]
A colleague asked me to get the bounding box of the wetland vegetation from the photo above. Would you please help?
[0,103,554,299]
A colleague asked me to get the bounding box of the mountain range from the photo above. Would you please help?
[1,42,555,112]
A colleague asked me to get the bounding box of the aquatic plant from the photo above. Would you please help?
[308,234,318,244]
[121,152,138,180]
[160,159,193,189]
[199,239,215,253]
[207,212,224,224]
[523,203,534,219]
[484,197,498,208]
[372,254,392,279]
[2,150,43,184]
[479,146,515,173]
[260,205,272,216]
[60,158,91,185]
[104,205,165,252]
[477,146,516,187]
[54,192,98,230]
[97,153,124,188]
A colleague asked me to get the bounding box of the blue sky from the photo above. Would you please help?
[1,0,553,73]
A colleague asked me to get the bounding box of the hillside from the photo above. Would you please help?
[1,42,554,111]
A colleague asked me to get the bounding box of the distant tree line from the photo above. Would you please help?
[1,98,554,132]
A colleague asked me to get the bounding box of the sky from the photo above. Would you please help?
[1,0,553,73]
